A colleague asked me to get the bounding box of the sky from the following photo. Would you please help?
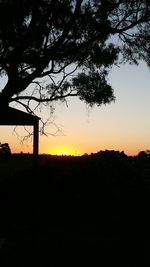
[0,61,150,156]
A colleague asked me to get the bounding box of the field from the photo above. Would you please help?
[0,151,150,266]
[0,154,34,181]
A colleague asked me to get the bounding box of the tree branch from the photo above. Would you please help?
[11,92,78,103]
[110,10,150,34]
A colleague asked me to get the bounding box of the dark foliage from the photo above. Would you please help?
[0,1,149,113]
[0,151,150,266]
[0,143,11,158]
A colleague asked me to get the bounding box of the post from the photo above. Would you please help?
[33,120,39,159]
[32,120,39,265]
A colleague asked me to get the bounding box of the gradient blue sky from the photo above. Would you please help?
[0,61,150,155]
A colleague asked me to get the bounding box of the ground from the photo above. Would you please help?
[0,152,150,266]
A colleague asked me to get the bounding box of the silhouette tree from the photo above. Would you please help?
[0,0,149,113]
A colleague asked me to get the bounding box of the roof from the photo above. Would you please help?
[0,107,40,126]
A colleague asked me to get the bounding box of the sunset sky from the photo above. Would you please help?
[0,61,150,156]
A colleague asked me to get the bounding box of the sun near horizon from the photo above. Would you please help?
[47,146,81,156]
[56,151,74,156]
[50,151,79,156]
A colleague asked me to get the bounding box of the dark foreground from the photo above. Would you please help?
[0,151,150,266]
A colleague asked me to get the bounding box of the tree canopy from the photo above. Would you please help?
[0,0,150,113]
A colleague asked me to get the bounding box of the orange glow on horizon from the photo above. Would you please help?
[8,139,147,156]
[5,144,148,157]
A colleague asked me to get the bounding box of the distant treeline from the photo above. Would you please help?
[1,149,150,185]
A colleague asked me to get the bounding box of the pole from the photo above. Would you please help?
[32,120,39,265]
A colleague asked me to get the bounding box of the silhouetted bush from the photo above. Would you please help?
[0,143,11,159]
